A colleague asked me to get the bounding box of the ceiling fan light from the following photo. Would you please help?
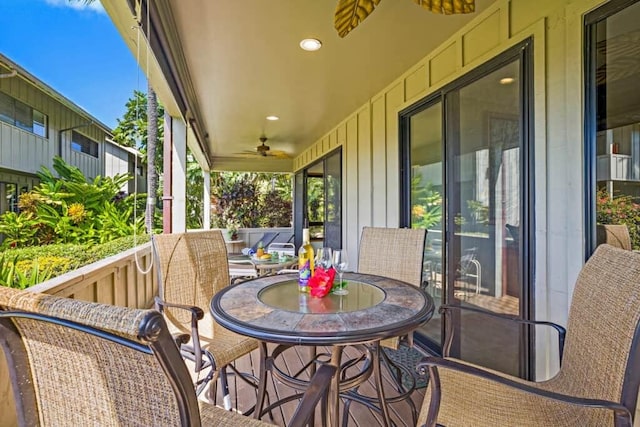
[266,115,279,121]
[300,38,322,51]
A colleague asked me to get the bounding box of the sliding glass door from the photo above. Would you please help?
[294,148,342,250]
[401,40,533,378]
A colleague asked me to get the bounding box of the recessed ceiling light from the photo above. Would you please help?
[266,115,279,121]
[500,77,515,85]
[299,38,322,51]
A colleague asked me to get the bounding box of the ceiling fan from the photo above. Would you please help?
[237,136,291,159]
[334,0,476,38]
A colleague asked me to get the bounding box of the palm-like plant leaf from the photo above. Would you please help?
[335,0,475,37]
[334,0,381,38]
[412,0,475,14]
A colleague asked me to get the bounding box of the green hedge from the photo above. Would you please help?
[0,234,151,289]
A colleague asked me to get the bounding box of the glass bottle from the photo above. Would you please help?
[298,228,315,292]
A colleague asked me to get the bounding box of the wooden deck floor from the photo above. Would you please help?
[205,344,428,427]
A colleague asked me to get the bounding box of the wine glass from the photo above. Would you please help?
[316,247,333,270]
[332,249,349,295]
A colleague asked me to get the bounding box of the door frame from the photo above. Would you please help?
[399,38,535,379]
[294,148,343,250]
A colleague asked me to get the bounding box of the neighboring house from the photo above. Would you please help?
[104,138,147,194]
[0,53,144,215]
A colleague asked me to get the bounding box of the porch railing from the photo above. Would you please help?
[0,243,156,426]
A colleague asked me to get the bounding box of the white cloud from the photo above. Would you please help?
[43,0,105,14]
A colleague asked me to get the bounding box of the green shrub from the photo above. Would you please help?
[88,234,150,262]
[0,234,151,289]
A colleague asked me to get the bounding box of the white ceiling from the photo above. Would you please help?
[109,0,498,170]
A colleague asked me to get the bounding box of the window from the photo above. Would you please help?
[71,131,99,157]
[0,183,18,214]
[585,0,640,253]
[0,90,48,137]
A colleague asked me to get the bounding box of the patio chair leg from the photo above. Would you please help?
[220,367,232,410]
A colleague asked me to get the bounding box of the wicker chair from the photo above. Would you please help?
[152,230,258,408]
[346,227,427,424]
[358,226,427,349]
[597,224,632,251]
[0,286,334,427]
[417,244,640,427]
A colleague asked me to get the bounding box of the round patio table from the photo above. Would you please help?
[210,272,434,427]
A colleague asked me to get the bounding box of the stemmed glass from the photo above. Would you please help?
[332,249,349,295]
[316,247,333,270]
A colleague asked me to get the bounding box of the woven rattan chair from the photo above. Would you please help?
[152,230,258,409]
[347,227,427,424]
[417,244,640,427]
[597,224,632,251]
[358,226,427,349]
[0,286,334,427]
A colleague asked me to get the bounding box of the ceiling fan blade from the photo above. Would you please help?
[412,0,475,14]
[270,150,292,159]
[334,0,382,38]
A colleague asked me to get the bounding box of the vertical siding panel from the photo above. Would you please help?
[345,115,359,269]
[5,128,17,166]
[96,275,114,305]
[329,132,336,150]
[114,270,127,307]
[0,123,8,165]
[74,285,96,303]
[385,83,404,227]
[371,96,387,227]
[337,123,346,147]
[357,106,372,232]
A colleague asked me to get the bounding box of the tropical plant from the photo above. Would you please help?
[211,172,293,229]
[0,255,51,290]
[0,212,39,247]
[411,175,442,230]
[596,188,640,249]
[211,173,261,228]
[0,158,145,249]
[186,152,204,229]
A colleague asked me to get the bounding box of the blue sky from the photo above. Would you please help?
[0,0,142,129]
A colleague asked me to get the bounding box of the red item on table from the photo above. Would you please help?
[308,267,336,298]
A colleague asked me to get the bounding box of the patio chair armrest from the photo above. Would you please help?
[439,304,566,362]
[289,364,337,427]
[154,296,206,370]
[172,333,191,347]
[154,296,205,320]
[417,357,633,427]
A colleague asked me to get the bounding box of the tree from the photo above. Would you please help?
[211,172,293,229]
[112,90,164,231]
[146,84,159,232]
